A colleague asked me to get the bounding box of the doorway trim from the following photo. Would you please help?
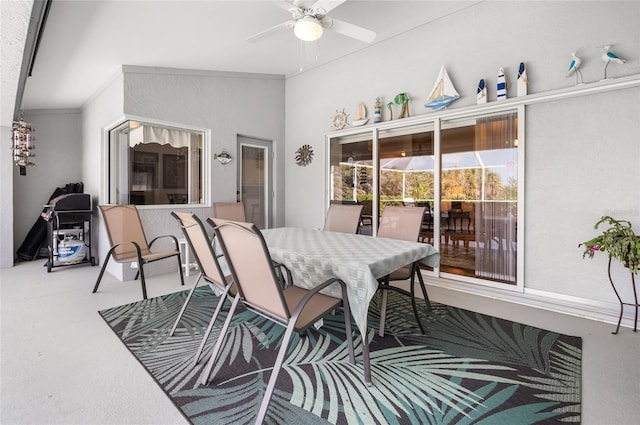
[237,135,273,229]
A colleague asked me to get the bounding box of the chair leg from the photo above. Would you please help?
[92,252,113,294]
[201,294,240,386]
[138,256,148,300]
[409,269,426,334]
[255,319,297,425]
[340,284,355,364]
[378,284,389,337]
[170,272,203,336]
[414,264,432,311]
[176,253,185,286]
[192,285,231,366]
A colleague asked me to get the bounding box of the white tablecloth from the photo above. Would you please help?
[261,227,440,336]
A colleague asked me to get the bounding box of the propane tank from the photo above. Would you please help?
[57,235,87,264]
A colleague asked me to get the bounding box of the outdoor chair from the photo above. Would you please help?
[93,205,185,300]
[205,218,355,425]
[169,212,237,367]
[323,204,364,233]
[213,201,246,221]
[376,206,431,336]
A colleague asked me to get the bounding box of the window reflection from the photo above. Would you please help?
[440,113,518,283]
[328,110,520,286]
[109,121,204,206]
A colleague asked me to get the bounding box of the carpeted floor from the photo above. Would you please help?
[99,287,581,425]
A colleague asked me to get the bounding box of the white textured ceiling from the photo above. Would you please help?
[20,0,478,110]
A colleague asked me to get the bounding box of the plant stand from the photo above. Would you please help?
[608,256,638,334]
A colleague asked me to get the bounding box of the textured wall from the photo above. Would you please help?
[284,1,640,309]
[1,0,33,267]
[12,110,83,257]
[85,67,286,279]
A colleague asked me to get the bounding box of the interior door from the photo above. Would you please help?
[237,136,272,229]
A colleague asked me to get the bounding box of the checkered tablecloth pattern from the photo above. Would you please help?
[261,227,440,335]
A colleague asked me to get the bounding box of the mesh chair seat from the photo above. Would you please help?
[283,285,342,329]
[213,201,246,221]
[323,204,364,234]
[205,218,355,425]
[170,212,236,367]
[93,205,184,300]
[376,206,432,336]
[387,265,413,280]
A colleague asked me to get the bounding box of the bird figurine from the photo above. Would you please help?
[601,45,626,79]
[476,79,487,104]
[517,62,528,96]
[566,50,583,84]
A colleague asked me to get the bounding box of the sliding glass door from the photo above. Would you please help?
[440,112,519,284]
[327,108,523,288]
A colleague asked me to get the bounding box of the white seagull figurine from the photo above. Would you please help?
[567,50,583,84]
[601,45,626,79]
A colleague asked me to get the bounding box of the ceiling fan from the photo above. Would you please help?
[247,0,376,44]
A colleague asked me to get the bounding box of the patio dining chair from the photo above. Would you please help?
[213,201,246,221]
[323,203,364,233]
[170,212,237,366]
[206,218,355,425]
[93,204,185,300]
[376,205,431,336]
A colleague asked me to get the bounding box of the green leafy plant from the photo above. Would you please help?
[580,216,640,274]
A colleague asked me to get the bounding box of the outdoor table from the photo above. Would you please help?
[261,227,440,385]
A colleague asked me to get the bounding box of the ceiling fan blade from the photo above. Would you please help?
[328,18,376,43]
[276,1,298,13]
[246,21,295,43]
[311,0,347,14]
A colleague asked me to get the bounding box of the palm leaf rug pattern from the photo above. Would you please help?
[99,287,581,424]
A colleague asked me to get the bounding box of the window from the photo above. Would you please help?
[327,108,523,288]
[107,120,207,206]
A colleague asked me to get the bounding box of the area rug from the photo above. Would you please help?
[99,287,581,424]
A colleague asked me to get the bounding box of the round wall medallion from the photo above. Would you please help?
[295,144,314,166]
[331,109,348,130]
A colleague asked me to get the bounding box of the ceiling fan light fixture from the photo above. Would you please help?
[294,16,323,41]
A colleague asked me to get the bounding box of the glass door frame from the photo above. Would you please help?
[238,135,272,229]
[325,104,525,292]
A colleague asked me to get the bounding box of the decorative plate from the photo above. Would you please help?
[331,109,348,130]
[295,144,314,166]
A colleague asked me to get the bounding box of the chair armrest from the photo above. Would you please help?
[290,277,348,319]
[148,234,179,251]
[273,262,293,287]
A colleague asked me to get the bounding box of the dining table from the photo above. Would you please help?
[260,227,440,385]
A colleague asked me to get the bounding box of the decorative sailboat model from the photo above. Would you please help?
[424,65,460,111]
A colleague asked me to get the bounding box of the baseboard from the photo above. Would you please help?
[422,274,637,330]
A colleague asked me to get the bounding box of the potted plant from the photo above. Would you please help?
[580,215,640,334]
[580,215,640,274]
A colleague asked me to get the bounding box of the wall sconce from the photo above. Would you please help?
[11,116,36,176]
[213,150,232,164]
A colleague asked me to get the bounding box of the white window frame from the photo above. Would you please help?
[102,115,211,209]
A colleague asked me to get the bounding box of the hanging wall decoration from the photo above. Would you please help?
[295,144,314,166]
[213,150,232,164]
[11,116,36,176]
[331,109,348,130]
